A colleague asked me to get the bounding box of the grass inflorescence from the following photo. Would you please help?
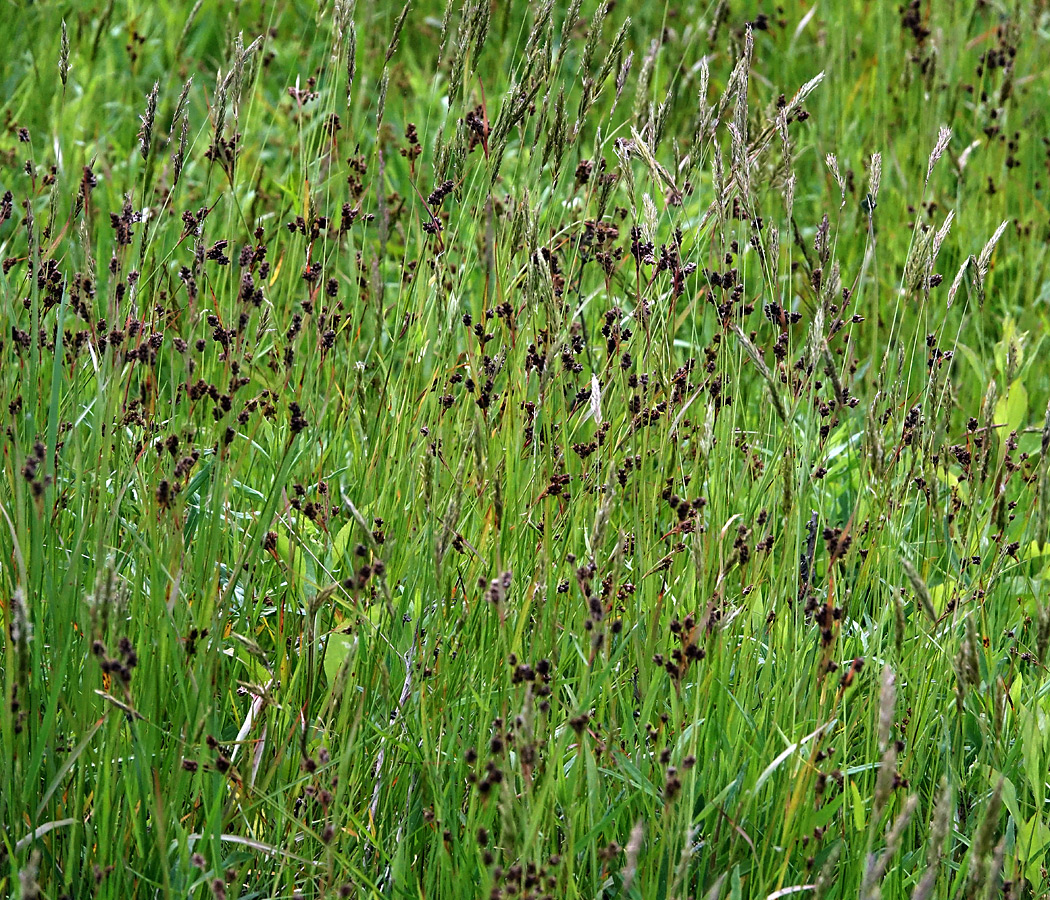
[2,1,1050,897]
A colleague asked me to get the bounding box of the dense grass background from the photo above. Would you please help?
[3,1,1050,897]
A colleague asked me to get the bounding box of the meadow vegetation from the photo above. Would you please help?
[4,1,1050,897]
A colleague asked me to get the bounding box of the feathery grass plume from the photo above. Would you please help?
[59,21,70,86]
[229,32,246,114]
[46,177,60,248]
[812,843,842,900]
[376,70,390,132]
[955,616,981,710]
[469,0,490,66]
[633,39,658,124]
[172,115,188,186]
[10,585,31,651]
[595,166,617,222]
[729,28,753,199]
[969,779,1003,890]
[783,70,824,119]
[910,779,952,900]
[525,245,555,313]
[923,209,954,294]
[697,399,716,458]
[542,88,567,170]
[333,0,355,39]
[893,589,906,658]
[871,744,897,825]
[17,850,41,899]
[434,121,450,178]
[613,138,636,210]
[522,0,554,58]
[900,557,936,625]
[629,126,679,200]
[686,59,712,171]
[864,392,886,479]
[732,24,754,129]
[508,189,529,252]
[571,2,610,132]
[974,217,1007,287]
[925,125,952,186]
[825,154,846,208]
[597,16,630,89]
[375,149,389,248]
[436,0,456,64]
[900,222,934,298]
[444,117,468,182]
[171,77,193,132]
[488,79,543,183]
[819,259,841,306]
[932,209,955,258]
[958,137,981,169]
[981,838,1006,900]
[740,69,824,173]
[24,198,35,259]
[554,0,583,73]
[212,67,230,143]
[776,111,796,217]
[578,0,607,85]
[138,82,159,160]
[814,212,830,265]
[346,22,357,106]
[667,826,700,899]
[977,379,998,481]
[868,151,883,205]
[620,820,645,893]
[239,36,263,108]
[641,193,658,245]
[612,50,633,115]
[385,2,410,64]
[878,666,896,751]
[859,795,918,900]
[707,51,743,136]
[589,477,612,563]
[946,255,970,308]
[807,302,826,377]
[731,323,787,423]
[1004,328,1022,383]
[650,83,674,151]
[175,0,204,57]
[706,0,729,41]
[708,142,726,228]
[447,8,470,104]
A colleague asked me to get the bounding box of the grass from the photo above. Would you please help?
[3,0,1050,897]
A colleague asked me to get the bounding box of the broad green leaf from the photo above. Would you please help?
[1018,813,1050,885]
[994,379,1028,464]
[850,779,866,831]
[276,530,307,593]
[332,518,356,567]
[323,630,356,686]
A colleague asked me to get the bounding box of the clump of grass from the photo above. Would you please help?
[2,2,1050,898]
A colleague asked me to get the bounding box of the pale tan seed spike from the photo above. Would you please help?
[926,125,952,186]
[977,219,1009,277]
[947,255,971,308]
[878,666,896,751]
[784,70,824,116]
[868,151,883,204]
[825,153,846,208]
[641,194,658,244]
